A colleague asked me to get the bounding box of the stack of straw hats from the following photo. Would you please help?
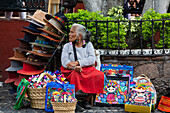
[5,10,68,89]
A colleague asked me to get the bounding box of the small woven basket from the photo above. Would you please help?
[51,101,77,113]
[27,88,46,109]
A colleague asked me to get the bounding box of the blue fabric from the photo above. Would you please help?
[104,74,107,86]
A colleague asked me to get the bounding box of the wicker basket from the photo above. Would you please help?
[27,88,46,109]
[51,101,77,113]
[27,72,54,109]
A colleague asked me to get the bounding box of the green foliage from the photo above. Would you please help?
[65,9,128,49]
[107,6,124,20]
[65,8,170,49]
[142,9,170,48]
[107,6,142,49]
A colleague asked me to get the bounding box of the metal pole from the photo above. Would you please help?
[95,19,98,49]
[129,20,132,55]
[118,19,120,55]
[162,19,165,54]
[140,19,143,55]
[107,19,109,55]
[151,19,154,55]
[45,34,65,70]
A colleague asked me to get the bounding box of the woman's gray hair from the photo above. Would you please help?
[72,23,86,40]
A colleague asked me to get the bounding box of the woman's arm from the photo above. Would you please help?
[78,42,95,67]
[61,43,72,68]
[61,43,81,70]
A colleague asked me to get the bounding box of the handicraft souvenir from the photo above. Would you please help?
[125,89,152,113]
[101,64,134,82]
[45,81,75,112]
[95,74,130,104]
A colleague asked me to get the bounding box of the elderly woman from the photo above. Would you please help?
[60,23,104,111]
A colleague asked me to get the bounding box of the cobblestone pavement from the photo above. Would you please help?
[0,83,164,113]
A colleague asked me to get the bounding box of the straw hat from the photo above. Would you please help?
[27,10,47,25]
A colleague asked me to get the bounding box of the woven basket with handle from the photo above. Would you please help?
[51,92,77,113]
[28,72,54,109]
[51,101,77,113]
[28,88,46,109]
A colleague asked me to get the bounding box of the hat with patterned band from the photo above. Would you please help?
[43,18,64,35]
[37,22,62,42]
[27,10,47,25]
[22,54,48,66]
[17,62,45,75]
[30,36,56,49]
[37,22,63,38]
[45,12,68,31]
[28,45,53,57]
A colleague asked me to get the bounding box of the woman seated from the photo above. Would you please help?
[60,23,104,111]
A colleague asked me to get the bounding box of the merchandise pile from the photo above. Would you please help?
[4,9,67,93]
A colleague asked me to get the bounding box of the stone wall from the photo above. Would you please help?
[101,55,170,99]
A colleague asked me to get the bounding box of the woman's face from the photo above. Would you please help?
[69,27,77,42]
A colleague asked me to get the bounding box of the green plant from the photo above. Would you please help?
[107,6,124,20]
[65,9,128,49]
[108,7,170,49]
[142,9,170,48]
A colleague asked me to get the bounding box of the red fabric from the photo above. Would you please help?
[158,96,170,112]
[61,66,104,94]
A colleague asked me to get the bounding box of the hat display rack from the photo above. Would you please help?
[5,10,67,89]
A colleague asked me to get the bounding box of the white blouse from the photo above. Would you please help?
[61,42,95,68]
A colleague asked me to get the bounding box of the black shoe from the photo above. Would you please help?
[83,100,92,109]
[75,104,85,112]
[9,88,17,95]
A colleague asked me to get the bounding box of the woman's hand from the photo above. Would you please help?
[73,66,82,72]
[66,61,79,68]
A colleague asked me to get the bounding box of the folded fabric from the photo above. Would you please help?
[157,96,170,112]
